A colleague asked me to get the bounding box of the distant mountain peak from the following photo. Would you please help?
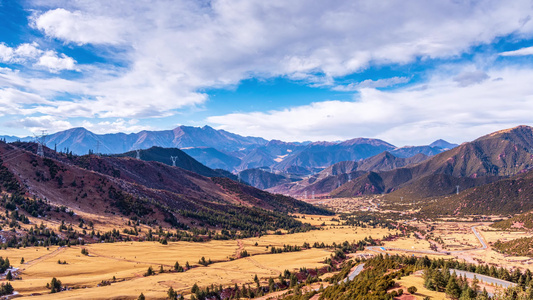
[340,137,395,147]
[429,139,458,149]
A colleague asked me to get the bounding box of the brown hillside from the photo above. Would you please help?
[268,151,428,197]
[0,142,331,239]
[332,125,533,198]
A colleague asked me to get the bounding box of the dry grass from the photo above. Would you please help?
[1,223,395,299]
[396,273,446,300]
[242,225,397,255]
[382,237,432,251]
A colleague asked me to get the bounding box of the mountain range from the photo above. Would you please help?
[3,124,533,222]
[1,126,458,175]
[333,125,533,198]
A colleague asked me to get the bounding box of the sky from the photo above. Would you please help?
[1,0,533,146]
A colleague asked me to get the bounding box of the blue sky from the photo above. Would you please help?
[1,1,533,146]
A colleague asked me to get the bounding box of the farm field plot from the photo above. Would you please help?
[427,222,486,251]
[481,226,533,244]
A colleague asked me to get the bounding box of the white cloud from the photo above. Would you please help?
[0,87,51,116]
[32,8,124,45]
[208,66,533,146]
[0,43,14,62]
[79,119,153,134]
[0,0,531,137]
[0,42,76,73]
[0,42,42,63]
[4,115,73,134]
[13,43,42,61]
[35,50,77,72]
[17,0,533,121]
[3,115,151,136]
[333,77,410,91]
[499,46,533,56]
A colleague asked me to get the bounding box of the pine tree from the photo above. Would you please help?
[138,293,145,300]
[50,277,62,293]
[167,287,177,300]
[445,276,461,300]
[144,266,154,276]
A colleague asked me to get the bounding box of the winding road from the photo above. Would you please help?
[449,269,516,289]
[471,225,488,250]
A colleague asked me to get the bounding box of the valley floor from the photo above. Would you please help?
[1,219,395,299]
[2,202,533,299]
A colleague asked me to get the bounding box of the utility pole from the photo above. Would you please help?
[170,156,177,167]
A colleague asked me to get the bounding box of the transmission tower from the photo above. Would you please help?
[135,149,141,160]
[170,156,178,167]
[312,191,315,200]
[304,191,307,199]
[34,130,47,157]
[456,185,460,195]
[95,140,101,156]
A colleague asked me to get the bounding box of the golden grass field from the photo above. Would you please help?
[396,273,446,300]
[0,222,397,299]
[4,205,533,300]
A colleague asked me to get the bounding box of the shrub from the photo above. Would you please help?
[408,286,417,294]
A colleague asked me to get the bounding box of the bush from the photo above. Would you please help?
[408,286,417,294]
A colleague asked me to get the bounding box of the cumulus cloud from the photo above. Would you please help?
[499,46,533,56]
[0,42,76,72]
[0,42,42,63]
[18,0,533,120]
[4,115,73,134]
[207,67,533,146]
[35,50,77,72]
[32,8,124,45]
[1,0,533,137]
